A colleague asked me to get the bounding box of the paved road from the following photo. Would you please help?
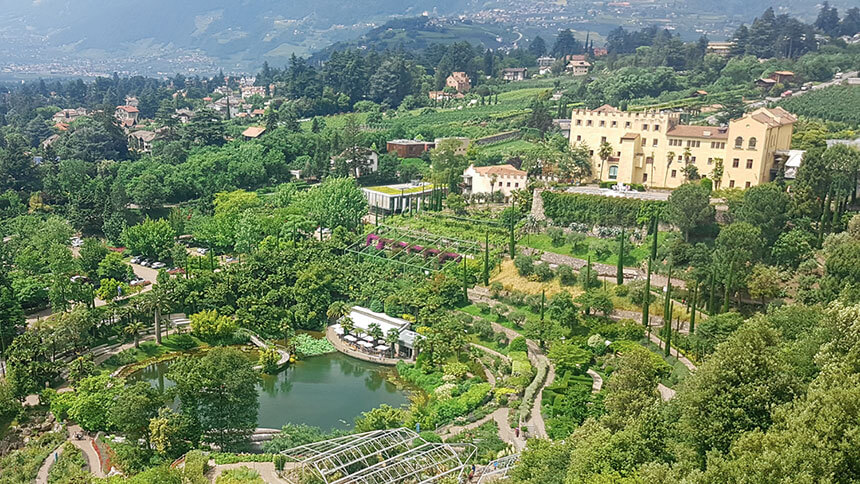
[67,425,106,478]
[586,369,603,393]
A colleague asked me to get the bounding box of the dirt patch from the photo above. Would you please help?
[490,260,584,298]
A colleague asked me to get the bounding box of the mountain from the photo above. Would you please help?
[0,0,478,73]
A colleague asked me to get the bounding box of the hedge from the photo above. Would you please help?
[541,191,666,227]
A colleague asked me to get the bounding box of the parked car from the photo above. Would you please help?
[151,262,166,269]
[71,237,83,248]
[196,247,209,255]
[140,259,152,267]
[130,279,151,287]
[130,256,142,264]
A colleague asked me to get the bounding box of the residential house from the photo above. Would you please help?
[124,96,139,107]
[537,56,556,75]
[434,137,470,156]
[755,78,777,89]
[175,109,194,124]
[241,85,267,99]
[462,164,528,199]
[706,42,734,56]
[52,108,88,124]
[362,182,438,215]
[41,134,60,149]
[242,126,266,139]
[386,139,435,158]
[115,105,140,128]
[428,91,464,101]
[567,59,591,76]
[332,148,379,178]
[128,130,157,153]
[770,71,795,84]
[446,72,471,93]
[501,68,528,82]
[568,104,796,189]
[592,47,608,57]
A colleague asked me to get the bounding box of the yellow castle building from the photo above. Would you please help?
[568,104,796,189]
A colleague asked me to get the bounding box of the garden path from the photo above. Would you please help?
[469,343,512,363]
[657,383,677,401]
[67,425,106,478]
[437,408,525,452]
[205,461,295,483]
[35,442,64,484]
[586,369,603,393]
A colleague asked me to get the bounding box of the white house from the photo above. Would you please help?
[463,164,528,199]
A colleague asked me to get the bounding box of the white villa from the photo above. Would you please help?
[462,164,528,199]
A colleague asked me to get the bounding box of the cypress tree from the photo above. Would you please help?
[650,215,659,260]
[664,301,673,357]
[663,262,673,326]
[585,255,592,289]
[509,220,516,259]
[689,281,698,335]
[643,256,652,329]
[616,228,625,286]
[462,256,468,300]
[482,230,490,286]
[722,260,734,313]
[708,268,716,314]
[540,289,545,321]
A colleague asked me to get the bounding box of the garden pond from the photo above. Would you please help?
[129,351,410,430]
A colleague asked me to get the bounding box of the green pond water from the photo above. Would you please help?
[130,352,410,430]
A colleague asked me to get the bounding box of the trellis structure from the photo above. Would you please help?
[280,428,477,484]
[345,224,483,272]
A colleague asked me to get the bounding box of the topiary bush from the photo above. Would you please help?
[509,336,528,352]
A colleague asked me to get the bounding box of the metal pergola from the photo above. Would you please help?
[345,224,483,273]
[280,428,477,484]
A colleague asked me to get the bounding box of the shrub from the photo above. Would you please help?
[558,265,577,286]
[369,299,384,312]
[508,311,527,328]
[419,431,443,443]
[489,282,504,298]
[473,319,494,340]
[443,362,470,379]
[491,304,510,319]
[507,290,526,306]
[476,302,491,314]
[533,263,554,282]
[614,284,629,297]
[547,227,565,247]
[170,333,197,350]
[542,191,665,227]
[579,266,599,289]
[514,255,534,276]
[273,455,287,471]
[509,336,528,352]
[495,333,509,347]
[525,294,542,313]
[258,347,280,374]
[112,349,138,366]
[589,239,613,260]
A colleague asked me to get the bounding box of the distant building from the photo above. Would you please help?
[592,47,608,57]
[434,137,470,156]
[52,108,88,124]
[242,126,266,139]
[706,41,734,56]
[553,119,571,138]
[124,96,139,107]
[501,68,528,82]
[175,108,194,124]
[463,164,528,199]
[429,90,464,101]
[568,104,797,189]
[446,72,471,93]
[387,139,435,158]
[128,130,157,153]
[41,134,60,149]
[567,59,591,76]
[241,85,267,99]
[755,78,778,88]
[115,105,140,128]
[769,71,795,84]
[332,148,379,178]
[537,56,556,75]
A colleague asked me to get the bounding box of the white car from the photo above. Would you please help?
[130,256,142,264]
[151,262,166,269]
[196,248,209,255]
[71,237,83,248]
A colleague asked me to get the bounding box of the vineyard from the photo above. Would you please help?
[778,85,860,126]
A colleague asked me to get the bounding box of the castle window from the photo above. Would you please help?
[608,166,619,180]
[654,124,660,131]
[734,136,743,149]
[745,181,751,188]
[599,120,605,127]
[611,121,617,127]
[729,180,735,188]
[587,120,593,126]
[748,137,757,149]
[746,159,753,169]
[576,119,582,126]
[732,158,740,168]
[671,170,677,178]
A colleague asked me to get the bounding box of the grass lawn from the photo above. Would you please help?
[100,333,205,372]
[468,334,510,356]
[520,232,671,268]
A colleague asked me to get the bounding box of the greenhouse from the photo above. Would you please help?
[279,428,476,484]
[345,224,482,272]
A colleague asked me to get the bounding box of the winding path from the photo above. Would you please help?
[205,461,294,483]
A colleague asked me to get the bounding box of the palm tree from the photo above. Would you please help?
[340,316,355,337]
[143,284,173,345]
[664,151,675,187]
[598,141,613,181]
[712,158,724,189]
[326,301,351,322]
[368,322,384,343]
[385,329,400,357]
[124,322,146,349]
